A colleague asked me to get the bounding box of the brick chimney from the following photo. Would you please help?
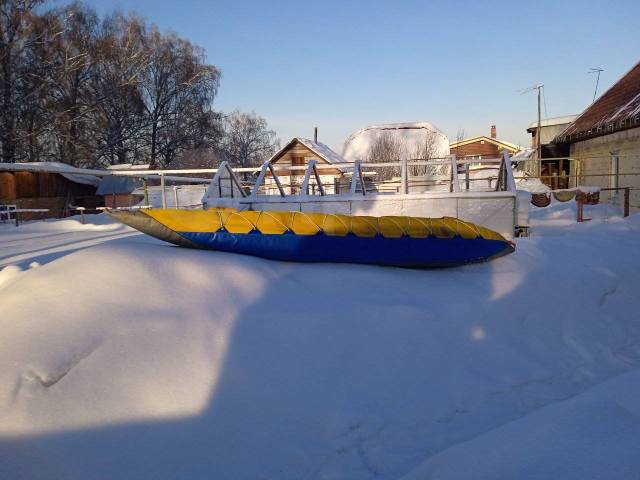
[490,125,497,139]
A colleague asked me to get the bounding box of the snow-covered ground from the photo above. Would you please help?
[1,203,640,479]
[0,214,157,270]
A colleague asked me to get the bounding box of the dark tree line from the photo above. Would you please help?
[0,0,279,168]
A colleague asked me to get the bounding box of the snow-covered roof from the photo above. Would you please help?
[526,115,577,131]
[295,138,346,165]
[107,163,150,171]
[449,136,521,152]
[342,122,450,161]
[511,147,536,160]
[0,162,101,187]
[554,60,640,143]
[269,137,347,170]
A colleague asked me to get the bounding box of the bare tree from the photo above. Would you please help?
[90,11,147,166]
[1,1,275,172]
[364,130,448,183]
[140,28,221,168]
[171,146,226,170]
[411,129,447,177]
[364,131,405,181]
[220,111,279,169]
[0,0,45,162]
[14,7,53,162]
[42,3,100,167]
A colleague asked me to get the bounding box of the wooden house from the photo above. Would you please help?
[450,126,521,162]
[265,138,345,194]
[0,162,102,220]
[553,59,640,207]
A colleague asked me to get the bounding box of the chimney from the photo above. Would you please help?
[490,125,497,139]
[314,126,318,143]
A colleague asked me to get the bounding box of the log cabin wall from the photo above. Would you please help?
[0,172,17,200]
[0,171,102,219]
[450,140,502,158]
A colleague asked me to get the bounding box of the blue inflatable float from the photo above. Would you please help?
[108,208,515,268]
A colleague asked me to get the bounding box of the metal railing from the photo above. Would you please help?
[201,152,517,203]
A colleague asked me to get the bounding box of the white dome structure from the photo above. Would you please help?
[342,122,450,161]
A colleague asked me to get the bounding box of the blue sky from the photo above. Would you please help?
[85,0,640,152]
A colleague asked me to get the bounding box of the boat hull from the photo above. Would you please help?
[107,209,514,268]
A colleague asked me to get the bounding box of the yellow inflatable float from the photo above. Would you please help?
[108,208,515,267]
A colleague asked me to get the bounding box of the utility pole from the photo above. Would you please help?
[521,84,544,175]
[588,67,604,103]
[537,86,541,167]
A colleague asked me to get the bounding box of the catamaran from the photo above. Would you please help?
[107,153,519,267]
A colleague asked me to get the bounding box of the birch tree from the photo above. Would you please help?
[219,111,279,168]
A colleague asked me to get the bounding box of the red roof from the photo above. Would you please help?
[554,60,640,143]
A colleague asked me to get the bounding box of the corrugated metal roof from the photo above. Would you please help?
[526,115,577,131]
[554,60,640,143]
[96,176,141,195]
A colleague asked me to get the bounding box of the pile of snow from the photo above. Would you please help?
[342,122,450,162]
[1,209,640,479]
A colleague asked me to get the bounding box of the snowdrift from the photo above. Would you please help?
[1,207,640,479]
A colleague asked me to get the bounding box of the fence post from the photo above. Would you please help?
[450,155,460,192]
[624,187,630,217]
[76,206,85,224]
[143,179,149,206]
[160,174,167,208]
[401,157,408,194]
[577,199,584,223]
[465,163,470,191]
[173,186,179,208]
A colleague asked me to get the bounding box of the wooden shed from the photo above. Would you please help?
[0,163,102,220]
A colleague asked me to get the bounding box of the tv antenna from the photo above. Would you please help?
[588,67,604,103]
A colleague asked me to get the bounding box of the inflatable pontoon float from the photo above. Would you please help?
[108,208,514,267]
